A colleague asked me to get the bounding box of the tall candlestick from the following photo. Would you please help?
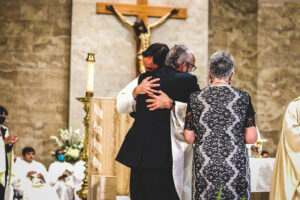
[86,53,95,95]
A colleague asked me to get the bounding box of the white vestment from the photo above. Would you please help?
[116,78,192,200]
[18,159,59,200]
[48,161,75,200]
[0,126,17,200]
[270,97,300,200]
[73,160,85,200]
[0,125,8,187]
[5,157,23,200]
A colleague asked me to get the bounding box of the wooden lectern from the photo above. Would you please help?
[88,97,133,200]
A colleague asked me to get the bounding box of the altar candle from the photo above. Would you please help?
[86,53,95,93]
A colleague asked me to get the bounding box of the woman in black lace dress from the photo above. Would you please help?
[184,51,258,200]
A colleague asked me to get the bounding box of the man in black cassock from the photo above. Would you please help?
[116,44,199,200]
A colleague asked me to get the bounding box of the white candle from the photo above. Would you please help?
[86,53,95,94]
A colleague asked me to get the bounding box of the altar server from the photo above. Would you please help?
[48,149,75,200]
[19,147,59,200]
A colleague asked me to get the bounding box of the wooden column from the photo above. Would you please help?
[88,98,134,199]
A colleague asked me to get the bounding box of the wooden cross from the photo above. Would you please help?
[96,0,187,27]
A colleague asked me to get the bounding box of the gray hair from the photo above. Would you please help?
[164,45,194,69]
[209,51,234,79]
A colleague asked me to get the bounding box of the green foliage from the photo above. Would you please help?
[217,185,222,200]
[216,185,246,200]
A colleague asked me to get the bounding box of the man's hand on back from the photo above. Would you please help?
[146,90,173,111]
[133,76,160,99]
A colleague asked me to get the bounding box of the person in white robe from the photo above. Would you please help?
[0,106,19,200]
[5,156,23,200]
[19,147,59,200]
[48,149,75,200]
[73,159,85,200]
[116,73,194,199]
[270,96,300,200]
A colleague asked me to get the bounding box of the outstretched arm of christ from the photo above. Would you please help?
[149,8,179,29]
[106,5,134,27]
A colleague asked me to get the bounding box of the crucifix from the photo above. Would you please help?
[97,0,187,75]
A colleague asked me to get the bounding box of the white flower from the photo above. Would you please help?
[50,136,63,147]
[50,127,84,163]
[65,148,80,159]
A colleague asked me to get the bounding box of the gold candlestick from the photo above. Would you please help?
[76,92,93,200]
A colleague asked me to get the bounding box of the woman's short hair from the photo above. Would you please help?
[22,147,35,156]
[142,43,169,67]
[164,45,194,69]
[209,51,234,79]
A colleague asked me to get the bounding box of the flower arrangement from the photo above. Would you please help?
[50,127,84,164]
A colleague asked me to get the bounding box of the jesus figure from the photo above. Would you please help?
[106,5,178,74]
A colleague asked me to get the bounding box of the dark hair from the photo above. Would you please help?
[133,20,147,36]
[0,106,8,116]
[55,149,64,159]
[142,43,169,67]
[261,151,269,155]
[22,147,35,156]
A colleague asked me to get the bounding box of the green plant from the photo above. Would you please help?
[217,185,222,200]
[216,186,247,200]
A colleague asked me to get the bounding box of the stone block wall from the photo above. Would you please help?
[257,0,300,155]
[209,0,258,105]
[0,0,72,167]
[209,0,300,156]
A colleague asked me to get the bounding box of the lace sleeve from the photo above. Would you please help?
[184,101,195,130]
[245,96,256,127]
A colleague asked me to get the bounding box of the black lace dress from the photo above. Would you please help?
[185,85,256,200]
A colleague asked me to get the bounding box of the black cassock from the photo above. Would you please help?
[116,66,199,200]
[0,126,13,200]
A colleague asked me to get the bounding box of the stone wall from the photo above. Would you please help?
[257,0,300,155]
[0,0,71,167]
[209,0,300,156]
[209,0,258,106]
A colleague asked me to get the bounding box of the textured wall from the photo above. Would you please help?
[257,0,300,155]
[209,0,258,105]
[70,0,209,130]
[209,0,300,156]
[0,0,71,167]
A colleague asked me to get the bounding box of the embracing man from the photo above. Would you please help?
[116,44,199,200]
